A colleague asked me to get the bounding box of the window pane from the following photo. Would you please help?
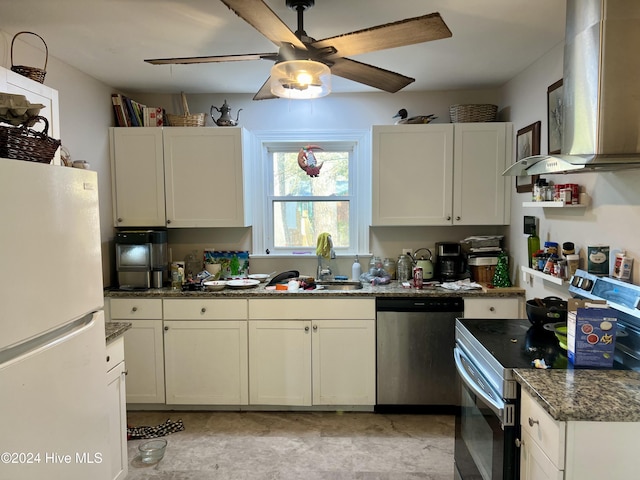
[273,200,350,248]
[273,151,349,196]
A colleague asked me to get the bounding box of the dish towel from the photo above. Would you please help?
[316,233,332,259]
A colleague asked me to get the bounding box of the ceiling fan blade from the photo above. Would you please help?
[312,13,452,58]
[145,53,277,65]
[220,0,307,50]
[329,57,414,93]
[253,77,277,101]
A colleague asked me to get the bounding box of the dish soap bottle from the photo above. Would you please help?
[527,226,540,269]
[352,255,362,281]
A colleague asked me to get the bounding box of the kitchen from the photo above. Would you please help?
[2,0,640,479]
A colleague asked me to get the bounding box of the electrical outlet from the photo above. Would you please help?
[402,248,413,256]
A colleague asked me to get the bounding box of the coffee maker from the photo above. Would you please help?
[435,242,466,281]
[115,230,168,289]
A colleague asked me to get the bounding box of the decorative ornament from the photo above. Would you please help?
[492,251,512,288]
[297,145,323,177]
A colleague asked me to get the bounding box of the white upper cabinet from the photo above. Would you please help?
[163,127,249,228]
[372,123,512,226]
[110,127,166,227]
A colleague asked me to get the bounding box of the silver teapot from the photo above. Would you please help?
[210,100,242,127]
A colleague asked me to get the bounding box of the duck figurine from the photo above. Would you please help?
[393,108,437,125]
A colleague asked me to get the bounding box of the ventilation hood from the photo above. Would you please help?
[504,0,640,176]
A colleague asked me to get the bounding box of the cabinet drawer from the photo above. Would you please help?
[249,298,375,320]
[521,389,565,470]
[464,297,520,319]
[109,298,162,319]
[105,336,125,372]
[163,299,247,320]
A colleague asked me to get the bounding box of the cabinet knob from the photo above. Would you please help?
[489,306,495,312]
[164,326,169,331]
[124,370,128,376]
[201,307,207,314]
[117,217,123,223]
[167,219,172,224]
[456,216,461,221]
[313,324,318,331]
[304,326,310,332]
[106,355,110,362]
[528,417,539,427]
[132,306,138,312]
[446,215,451,221]
[515,438,522,448]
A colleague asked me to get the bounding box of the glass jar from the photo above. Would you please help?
[383,258,396,279]
[396,255,412,282]
[369,256,383,276]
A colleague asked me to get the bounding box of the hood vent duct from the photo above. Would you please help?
[504,0,640,176]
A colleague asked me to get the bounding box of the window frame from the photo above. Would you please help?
[249,129,370,257]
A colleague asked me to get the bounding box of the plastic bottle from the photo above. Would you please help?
[352,255,362,281]
[527,226,540,268]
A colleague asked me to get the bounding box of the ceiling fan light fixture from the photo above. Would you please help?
[270,59,331,99]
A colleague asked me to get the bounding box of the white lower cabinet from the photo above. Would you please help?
[520,389,640,480]
[109,299,165,404]
[163,299,248,405]
[106,337,127,480]
[248,299,376,406]
[464,297,522,319]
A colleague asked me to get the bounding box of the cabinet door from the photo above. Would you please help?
[110,128,166,227]
[248,320,312,406]
[106,361,127,480]
[312,319,375,405]
[520,429,564,480]
[164,320,248,405]
[163,127,246,227]
[372,124,454,226]
[464,297,521,319]
[122,319,165,403]
[453,123,512,225]
[3,67,61,165]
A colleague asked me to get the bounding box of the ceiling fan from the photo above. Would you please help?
[144,0,453,100]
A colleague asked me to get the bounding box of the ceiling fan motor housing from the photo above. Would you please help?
[286,0,314,11]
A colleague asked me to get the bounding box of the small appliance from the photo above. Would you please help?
[435,242,465,281]
[115,230,168,289]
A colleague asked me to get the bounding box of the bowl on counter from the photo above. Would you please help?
[248,274,271,283]
[138,438,167,464]
[203,280,227,291]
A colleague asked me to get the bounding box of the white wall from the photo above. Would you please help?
[501,42,640,298]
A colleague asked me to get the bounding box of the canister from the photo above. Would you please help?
[587,245,610,276]
[566,254,580,277]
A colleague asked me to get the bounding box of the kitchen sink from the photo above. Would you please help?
[314,281,363,291]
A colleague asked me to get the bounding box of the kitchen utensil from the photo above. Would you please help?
[203,280,227,291]
[138,438,167,464]
[543,322,568,350]
[226,279,260,289]
[526,296,568,325]
[211,100,242,126]
[267,270,299,286]
[406,248,434,280]
[248,274,271,282]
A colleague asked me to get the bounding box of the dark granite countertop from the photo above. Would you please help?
[514,368,640,422]
[105,321,132,343]
[104,281,524,299]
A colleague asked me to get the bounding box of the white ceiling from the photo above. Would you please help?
[0,0,566,96]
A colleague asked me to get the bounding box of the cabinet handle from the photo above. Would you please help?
[164,326,169,331]
[304,326,310,332]
[313,324,318,331]
[124,370,128,376]
[106,355,110,362]
[456,216,461,221]
[489,306,495,312]
[201,307,207,314]
[515,438,522,448]
[528,417,539,427]
[132,306,138,312]
[446,215,451,221]
[117,217,123,223]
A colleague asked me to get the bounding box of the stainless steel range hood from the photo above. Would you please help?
[504,0,640,176]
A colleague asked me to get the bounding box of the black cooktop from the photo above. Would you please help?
[458,318,631,371]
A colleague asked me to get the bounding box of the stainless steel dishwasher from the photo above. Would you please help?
[376,296,463,410]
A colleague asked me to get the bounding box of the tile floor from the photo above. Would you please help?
[125,411,455,480]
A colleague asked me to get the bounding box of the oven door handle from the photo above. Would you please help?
[454,346,505,420]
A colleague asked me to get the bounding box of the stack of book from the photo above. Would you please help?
[111,93,164,127]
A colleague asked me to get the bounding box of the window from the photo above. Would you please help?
[250,130,370,256]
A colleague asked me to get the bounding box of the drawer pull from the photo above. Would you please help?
[528,417,539,427]
[304,326,310,332]
[489,306,495,312]
[164,326,169,331]
[201,307,207,314]
[132,306,138,312]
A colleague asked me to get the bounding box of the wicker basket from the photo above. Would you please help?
[0,116,61,164]
[449,104,498,123]
[11,32,48,84]
[166,92,206,127]
[470,265,497,284]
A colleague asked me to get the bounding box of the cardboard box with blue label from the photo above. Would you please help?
[567,299,617,367]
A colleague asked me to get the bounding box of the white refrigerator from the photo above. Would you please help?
[0,158,110,480]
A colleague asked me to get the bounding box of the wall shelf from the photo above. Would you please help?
[521,266,565,285]
[522,201,586,208]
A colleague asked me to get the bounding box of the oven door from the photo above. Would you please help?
[453,346,518,480]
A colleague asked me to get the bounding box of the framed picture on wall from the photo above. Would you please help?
[547,79,563,154]
[515,121,541,193]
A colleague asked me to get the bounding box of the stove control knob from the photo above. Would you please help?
[581,279,593,290]
[571,275,582,287]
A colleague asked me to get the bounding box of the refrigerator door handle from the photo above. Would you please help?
[0,312,97,366]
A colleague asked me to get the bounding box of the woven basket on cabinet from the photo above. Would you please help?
[166,92,206,127]
[449,104,498,123]
[0,116,61,164]
[10,31,48,84]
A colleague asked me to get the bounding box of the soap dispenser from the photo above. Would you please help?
[352,255,362,281]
